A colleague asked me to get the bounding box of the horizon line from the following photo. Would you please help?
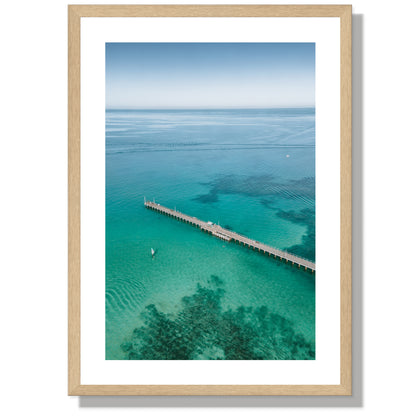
[106,105,315,111]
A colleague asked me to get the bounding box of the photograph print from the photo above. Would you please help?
[105,43,316,361]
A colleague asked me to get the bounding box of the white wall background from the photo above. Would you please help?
[1,0,415,415]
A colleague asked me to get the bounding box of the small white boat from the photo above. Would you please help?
[151,248,155,257]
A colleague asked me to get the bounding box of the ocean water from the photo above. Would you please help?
[105,108,315,360]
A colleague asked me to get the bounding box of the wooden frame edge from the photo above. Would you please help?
[68,4,350,18]
[69,384,351,396]
[340,4,352,397]
[68,4,352,396]
[68,4,81,395]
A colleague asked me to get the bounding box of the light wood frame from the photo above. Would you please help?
[68,4,351,396]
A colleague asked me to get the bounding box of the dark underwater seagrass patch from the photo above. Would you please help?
[277,208,316,262]
[194,174,315,204]
[121,276,315,360]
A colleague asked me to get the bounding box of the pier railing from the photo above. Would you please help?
[144,200,315,273]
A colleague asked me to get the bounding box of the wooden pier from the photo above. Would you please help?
[145,200,315,273]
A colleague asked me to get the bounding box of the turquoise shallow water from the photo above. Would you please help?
[106,108,315,360]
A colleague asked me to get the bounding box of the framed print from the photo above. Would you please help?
[68,5,351,395]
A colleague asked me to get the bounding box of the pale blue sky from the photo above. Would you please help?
[106,43,315,109]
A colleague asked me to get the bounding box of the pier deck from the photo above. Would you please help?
[145,200,315,272]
